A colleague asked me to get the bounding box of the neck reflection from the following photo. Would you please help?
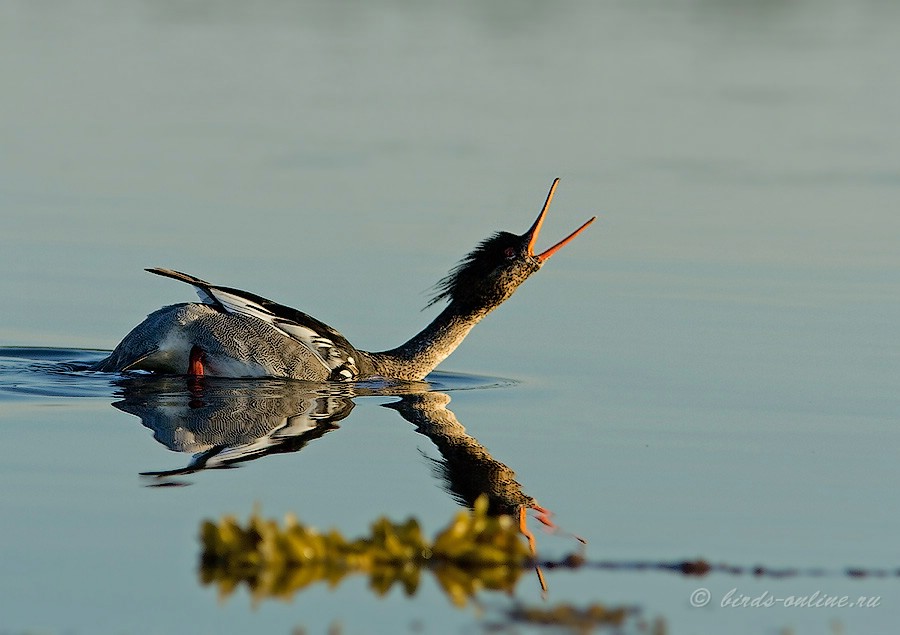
[112,376,548,526]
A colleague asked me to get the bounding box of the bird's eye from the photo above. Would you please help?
[504,247,516,259]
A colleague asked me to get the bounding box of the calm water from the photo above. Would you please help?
[2,1,899,633]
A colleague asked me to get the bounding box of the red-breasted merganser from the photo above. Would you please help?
[94,179,595,381]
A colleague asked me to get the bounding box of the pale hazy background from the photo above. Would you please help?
[2,1,899,633]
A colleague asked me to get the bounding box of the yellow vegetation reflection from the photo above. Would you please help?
[200,495,530,606]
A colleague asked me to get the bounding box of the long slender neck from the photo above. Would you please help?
[360,302,489,381]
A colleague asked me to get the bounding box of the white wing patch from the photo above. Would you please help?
[192,287,218,306]
[194,285,357,379]
[203,288,275,320]
[277,322,343,365]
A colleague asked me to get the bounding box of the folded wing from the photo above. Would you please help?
[146,268,360,380]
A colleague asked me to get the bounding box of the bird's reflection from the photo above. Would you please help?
[113,376,549,528]
[384,393,553,525]
[384,391,558,587]
[114,376,360,479]
[114,375,559,593]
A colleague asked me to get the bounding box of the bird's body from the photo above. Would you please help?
[95,302,357,380]
[94,180,595,381]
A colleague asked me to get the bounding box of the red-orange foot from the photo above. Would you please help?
[188,345,205,376]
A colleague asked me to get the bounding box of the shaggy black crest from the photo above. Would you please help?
[426,231,525,308]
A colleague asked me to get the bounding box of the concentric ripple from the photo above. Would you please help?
[0,347,517,401]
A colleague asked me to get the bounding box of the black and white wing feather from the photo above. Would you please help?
[146,268,360,380]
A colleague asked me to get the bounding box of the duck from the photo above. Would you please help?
[93,179,595,381]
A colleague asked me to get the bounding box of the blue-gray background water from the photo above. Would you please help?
[2,1,899,633]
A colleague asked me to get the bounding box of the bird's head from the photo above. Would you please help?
[427,179,596,312]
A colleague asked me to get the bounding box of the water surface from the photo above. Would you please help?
[2,1,899,633]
